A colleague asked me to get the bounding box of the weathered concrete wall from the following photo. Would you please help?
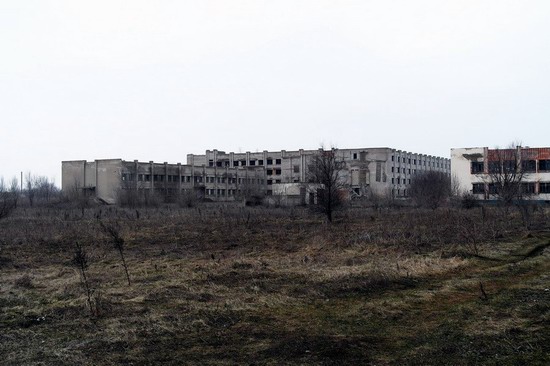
[451,147,486,196]
[95,159,122,204]
[61,160,97,192]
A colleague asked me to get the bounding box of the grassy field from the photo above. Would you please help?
[0,205,549,365]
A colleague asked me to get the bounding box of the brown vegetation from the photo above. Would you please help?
[0,204,548,365]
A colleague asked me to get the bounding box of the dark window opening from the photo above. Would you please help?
[522,160,536,172]
[521,183,535,194]
[472,183,484,194]
[267,158,273,165]
[249,160,256,166]
[539,160,550,171]
[275,158,281,165]
[540,182,550,193]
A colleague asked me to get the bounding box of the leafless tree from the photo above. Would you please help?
[409,171,451,209]
[24,173,58,206]
[8,177,19,209]
[307,147,346,222]
[486,143,533,205]
[25,172,36,207]
[0,177,17,220]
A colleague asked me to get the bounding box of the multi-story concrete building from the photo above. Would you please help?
[187,147,451,199]
[451,146,550,200]
[62,147,450,205]
[62,159,266,204]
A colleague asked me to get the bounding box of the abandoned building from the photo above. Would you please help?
[61,159,266,204]
[187,147,451,200]
[451,147,550,201]
[62,147,450,205]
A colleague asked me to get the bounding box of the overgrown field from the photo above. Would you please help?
[1,205,549,365]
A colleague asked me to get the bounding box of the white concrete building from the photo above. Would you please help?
[451,147,550,201]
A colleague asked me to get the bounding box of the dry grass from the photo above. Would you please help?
[0,205,548,365]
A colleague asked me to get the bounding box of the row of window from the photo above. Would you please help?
[471,160,550,174]
[209,158,282,167]
[392,156,449,169]
[122,174,263,185]
[205,189,238,196]
[391,178,411,185]
[472,182,550,194]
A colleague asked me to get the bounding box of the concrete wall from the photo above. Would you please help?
[95,159,123,204]
[451,147,486,195]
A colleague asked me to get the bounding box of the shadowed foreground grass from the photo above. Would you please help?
[0,206,548,365]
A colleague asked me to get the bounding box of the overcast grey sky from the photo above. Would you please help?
[1,0,549,185]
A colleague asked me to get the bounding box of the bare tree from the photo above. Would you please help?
[0,178,17,220]
[486,143,533,205]
[307,147,346,222]
[409,171,451,209]
[25,172,35,207]
[7,177,19,209]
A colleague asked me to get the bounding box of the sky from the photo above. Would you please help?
[1,0,549,185]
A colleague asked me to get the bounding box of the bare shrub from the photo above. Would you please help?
[409,171,451,209]
[100,221,131,285]
[71,241,97,316]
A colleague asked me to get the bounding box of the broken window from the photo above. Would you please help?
[216,161,222,167]
[353,153,358,160]
[275,159,281,165]
[267,158,273,165]
[471,161,484,174]
[488,161,501,174]
[521,183,535,194]
[293,165,300,173]
[267,169,273,175]
[540,182,550,193]
[522,160,536,172]
[249,160,256,166]
[145,175,151,182]
[233,161,239,167]
[208,160,214,167]
[391,155,394,162]
[472,183,484,194]
[275,169,281,175]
